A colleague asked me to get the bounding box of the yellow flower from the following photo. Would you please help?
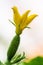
[12,6,38,35]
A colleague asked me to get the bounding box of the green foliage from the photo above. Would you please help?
[14,56,43,65]
[5,61,12,65]
[0,61,4,65]
[11,52,25,64]
[27,56,43,65]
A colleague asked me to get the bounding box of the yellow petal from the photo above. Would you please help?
[12,6,21,25]
[20,10,31,25]
[15,10,31,35]
[21,14,38,30]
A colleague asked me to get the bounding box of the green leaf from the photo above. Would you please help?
[5,61,12,65]
[11,52,25,64]
[11,54,21,62]
[0,61,4,65]
[14,62,28,65]
[28,56,43,65]
[15,56,43,65]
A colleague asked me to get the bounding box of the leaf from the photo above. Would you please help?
[11,54,21,63]
[0,61,4,65]
[28,56,43,65]
[11,52,25,64]
[14,62,28,65]
[15,56,43,65]
[5,61,12,65]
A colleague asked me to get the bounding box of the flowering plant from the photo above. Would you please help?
[0,6,41,65]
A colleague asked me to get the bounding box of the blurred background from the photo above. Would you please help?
[0,0,43,62]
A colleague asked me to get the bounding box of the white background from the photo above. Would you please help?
[0,0,43,62]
